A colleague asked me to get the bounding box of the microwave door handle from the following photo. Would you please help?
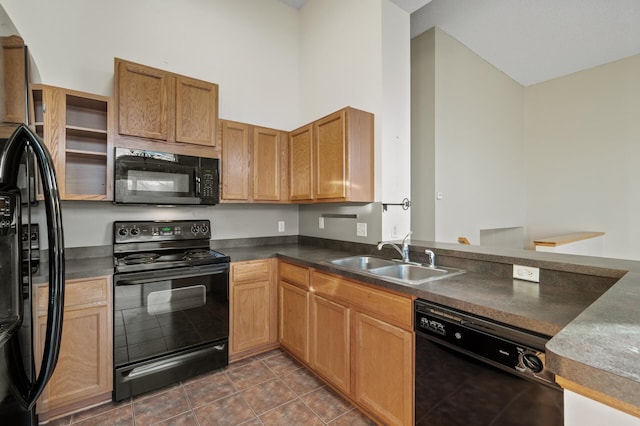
[194,172,201,197]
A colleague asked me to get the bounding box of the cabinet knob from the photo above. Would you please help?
[42,103,46,113]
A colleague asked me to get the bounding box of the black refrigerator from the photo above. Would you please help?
[0,14,66,422]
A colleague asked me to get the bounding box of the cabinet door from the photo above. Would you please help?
[310,294,351,395]
[231,281,271,354]
[34,276,112,417]
[175,75,218,146]
[354,312,413,426]
[117,59,171,141]
[314,110,346,200]
[253,126,281,201]
[278,281,309,363]
[229,259,275,355]
[221,120,250,201]
[289,125,313,201]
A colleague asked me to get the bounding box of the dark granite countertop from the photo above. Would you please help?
[43,238,640,411]
[221,239,640,410]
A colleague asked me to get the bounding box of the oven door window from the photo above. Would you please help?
[113,272,228,367]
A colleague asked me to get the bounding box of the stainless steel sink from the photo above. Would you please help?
[328,255,465,285]
[369,263,464,284]
[330,255,396,270]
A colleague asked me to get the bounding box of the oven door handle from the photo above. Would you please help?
[116,266,228,286]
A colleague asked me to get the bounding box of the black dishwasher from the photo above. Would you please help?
[414,299,563,426]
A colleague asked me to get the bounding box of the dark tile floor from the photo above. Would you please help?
[48,348,375,426]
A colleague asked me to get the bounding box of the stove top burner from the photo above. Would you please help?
[123,253,161,265]
[183,249,214,261]
[113,220,230,274]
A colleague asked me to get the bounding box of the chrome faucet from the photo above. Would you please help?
[377,231,413,263]
[424,249,436,267]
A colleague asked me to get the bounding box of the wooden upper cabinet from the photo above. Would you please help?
[220,119,288,203]
[289,107,373,203]
[253,126,282,201]
[314,110,346,200]
[175,75,218,146]
[31,84,113,201]
[117,60,170,140]
[1,36,26,126]
[221,120,250,201]
[289,124,313,201]
[115,58,218,147]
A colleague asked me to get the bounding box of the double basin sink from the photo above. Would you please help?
[329,255,465,285]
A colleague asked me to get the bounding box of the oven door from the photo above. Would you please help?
[113,263,229,400]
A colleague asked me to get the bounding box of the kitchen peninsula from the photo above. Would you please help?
[40,235,640,425]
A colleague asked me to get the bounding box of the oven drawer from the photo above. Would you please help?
[114,339,228,401]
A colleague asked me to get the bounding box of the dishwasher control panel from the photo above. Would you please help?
[414,299,557,387]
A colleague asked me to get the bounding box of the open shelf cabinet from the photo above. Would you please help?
[31,85,113,200]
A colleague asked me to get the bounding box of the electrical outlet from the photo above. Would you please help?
[392,225,398,238]
[356,222,367,237]
[278,221,285,232]
[513,265,540,283]
[319,217,324,229]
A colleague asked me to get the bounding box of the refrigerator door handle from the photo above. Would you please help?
[4,124,66,410]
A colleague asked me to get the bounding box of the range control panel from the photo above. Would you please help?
[114,220,211,243]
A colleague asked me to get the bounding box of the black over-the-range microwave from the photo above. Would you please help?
[114,148,219,205]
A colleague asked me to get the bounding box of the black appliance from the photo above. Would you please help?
[112,220,229,401]
[21,223,39,275]
[114,148,219,206]
[0,125,65,425]
[0,138,37,206]
[414,299,562,426]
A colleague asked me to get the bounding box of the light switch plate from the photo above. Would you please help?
[319,217,324,229]
[513,264,540,283]
[356,222,367,237]
[278,221,285,232]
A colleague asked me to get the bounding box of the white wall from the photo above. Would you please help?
[380,0,411,240]
[412,28,525,245]
[1,0,300,129]
[410,28,436,241]
[1,0,304,247]
[297,0,411,243]
[524,54,640,260]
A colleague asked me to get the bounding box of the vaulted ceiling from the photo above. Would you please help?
[281,0,640,86]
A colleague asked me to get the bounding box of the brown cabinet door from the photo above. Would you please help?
[252,126,281,201]
[231,281,271,354]
[278,281,309,363]
[289,124,313,201]
[353,312,414,426]
[314,110,346,200]
[117,60,171,141]
[175,75,218,146]
[221,120,250,201]
[34,277,112,418]
[310,294,351,395]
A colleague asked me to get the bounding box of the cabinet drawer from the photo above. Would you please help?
[279,262,310,289]
[311,271,412,330]
[231,259,271,283]
[37,276,109,312]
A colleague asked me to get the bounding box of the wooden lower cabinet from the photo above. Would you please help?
[278,261,310,363]
[278,264,415,426]
[354,312,414,426]
[34,276,112,420]
[310,294,351,394]
[278,281,309,363]
[229,259,277,359]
